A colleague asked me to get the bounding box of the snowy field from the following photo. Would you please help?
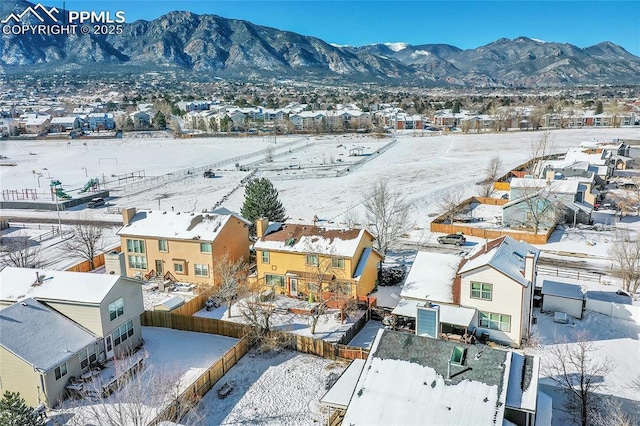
[194,295,365,342]
[50,327,238,425]
[182,348,347,426]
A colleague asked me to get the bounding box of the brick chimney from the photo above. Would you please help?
[255,218,269,238]
[524,251,536,284]
[122,207,137,226]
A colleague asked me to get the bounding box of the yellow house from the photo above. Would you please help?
[117,207,251,286]
[252,219,383,300]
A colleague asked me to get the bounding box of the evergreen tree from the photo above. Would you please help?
[0,391,45,426]
[153,111,167,129]
[241,178,286,235]
[595,101,603,114]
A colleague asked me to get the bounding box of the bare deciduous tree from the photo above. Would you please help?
[61,217,108,270]
[527,130,554,175]
[543,336,614,426]
[207,253,250,318]
[239,291,292,352]
[608,231,640,294]
[438,187,466,225]
[363,181,413,255]
[0,231,41,268]
[476,181,496,198]
[484,155,504,183]
[505,183,565,234]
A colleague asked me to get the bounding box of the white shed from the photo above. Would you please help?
[154,296,185,312]
[542,280,584,319]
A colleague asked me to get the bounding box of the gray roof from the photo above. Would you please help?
[0,298,97,372]
[542,280,584,300]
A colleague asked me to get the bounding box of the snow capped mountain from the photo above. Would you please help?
[382,42,409,52]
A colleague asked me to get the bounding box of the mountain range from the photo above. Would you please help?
[1,0,639,87]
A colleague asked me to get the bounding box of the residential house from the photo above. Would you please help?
[20,114,51,134]
[0,117,17,136]
[457,236,539,347]
[49,116,82,133]
[87,113,115,131]
[0,298,99,407]
[0,267,144,367]
[252,220,383,299]
[131,111,151,129]
[321,329,549,426]
[116,207,251,286]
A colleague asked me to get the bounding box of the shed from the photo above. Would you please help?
[542,280,584,319]
[154,296,185,312]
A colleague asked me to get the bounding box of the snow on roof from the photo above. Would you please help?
[342,329,508,425]
[506,353,540,412]
[117,209,248,241]
[459,236,539,287]
[564,148,608,165]
[0,267,124,304]
[510,178,580,194]
[400,251,462,304]
[254,224,368,258]
[154,296,185,311]
[50,116,78,124]
[541,280,584,300]
[0,298,97,372]
[320,359,366,409]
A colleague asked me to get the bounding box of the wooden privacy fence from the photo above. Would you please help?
[430,222,554,245]
[147,336,250,426]
[171,293,207,316]
[66,245,121,272]
[141,311,250,339]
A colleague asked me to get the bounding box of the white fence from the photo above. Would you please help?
[585,299,640,323]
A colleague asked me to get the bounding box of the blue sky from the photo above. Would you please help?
[63,1,640,56]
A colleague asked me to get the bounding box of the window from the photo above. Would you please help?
[265,274,284,287]
[126,239,145,253]
[128,255,147,270]
[306,254,319,266]
[158,239,168,252]
[54,362,68,380]
[80,346,97,369]
[479,311,511,332]
[194,263,208,277]
[174,262,185,274]
[471,282,492,300]
[113,320,134,347]
[331,257,345,269]
[261,250,270,263]
[108,298,124,321]
[200,242,212,253]
[307,282,320,293]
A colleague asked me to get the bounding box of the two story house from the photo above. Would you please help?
[116,207,251,286]
[253,219,383,300]
[0,267,144,362]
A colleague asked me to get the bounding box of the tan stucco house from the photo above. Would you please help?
[116,207,251,286]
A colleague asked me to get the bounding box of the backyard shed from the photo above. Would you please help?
[542,280,584,319]
[154,296,185,312]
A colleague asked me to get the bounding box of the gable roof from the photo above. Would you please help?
[506,352,540,412]
[0,267,124,304]
[342,329,509,425]
[254,223,374,258]
[401,251,463,304]
[117,209,249,241]
[0,298,97,372]
[458,236,539,287]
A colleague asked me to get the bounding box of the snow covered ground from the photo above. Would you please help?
[50,327,238,425]
[182,348,347,425]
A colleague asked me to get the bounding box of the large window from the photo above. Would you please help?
[306,254,319,266]
[80,346,97,369]
[126,239,145,253]
[200,242,212,253]
[331,257,345,269]
[479,311,511,332]
[54,362,68,381]
[128,255,147,270]
[265,274,284,287]
[261,250,270,263]
[194,264,209,277]
[113,320,134,347]
[471,282,492,300]
[108,298,124,321]
[158,239,168,252]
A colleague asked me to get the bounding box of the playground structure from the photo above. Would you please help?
[50,180,71,200]
[80,178,101,193]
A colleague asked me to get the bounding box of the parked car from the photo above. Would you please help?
[87,197,105,208]
[437,233,466,246]
[203,169,216,178]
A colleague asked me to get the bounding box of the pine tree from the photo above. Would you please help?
[0,391,45,426]
[241,178,286,235]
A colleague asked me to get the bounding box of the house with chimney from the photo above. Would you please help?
[116,207,251,286]
[252,219,383,300]
[393,236,539,347]
[322,329,550,426]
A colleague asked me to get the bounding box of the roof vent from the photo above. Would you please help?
[177,212,181,215]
